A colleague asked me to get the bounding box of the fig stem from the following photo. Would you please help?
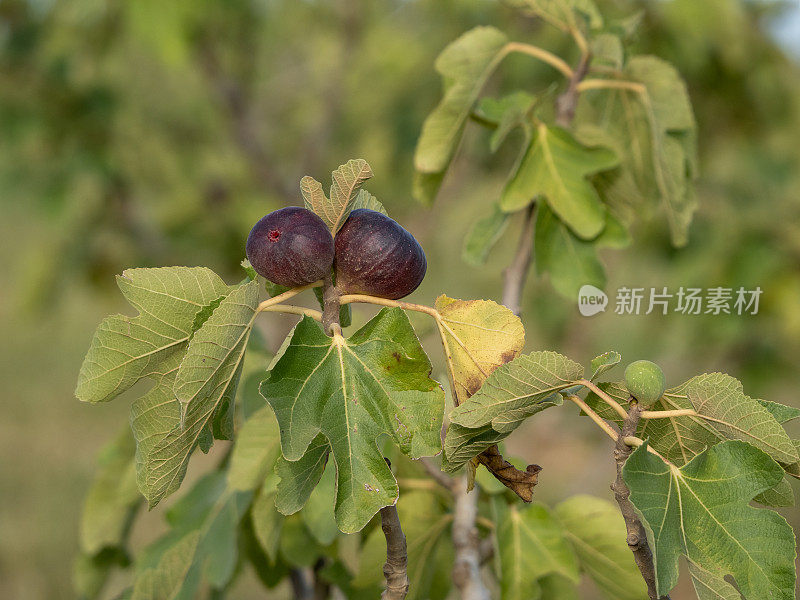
[321,274,341,335]
[577,379,630,420]
[260,304,322,321]
[256,281,322,313]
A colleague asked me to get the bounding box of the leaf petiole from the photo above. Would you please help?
[577,379,629,420]
[503,42,574,79]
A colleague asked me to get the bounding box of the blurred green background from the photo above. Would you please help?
[1,0,799,597]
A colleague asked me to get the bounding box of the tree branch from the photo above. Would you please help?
[502,203,536,316]
[419,457,457,492]
[322,274,341,335]
[451,477,490,600]
[289,568,315,600]
[555,49,591,127]
[380,504,410,600]
[611,402,670,600]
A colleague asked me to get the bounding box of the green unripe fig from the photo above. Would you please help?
[624,360,666,406]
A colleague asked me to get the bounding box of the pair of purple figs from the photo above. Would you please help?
[246,207,426,300]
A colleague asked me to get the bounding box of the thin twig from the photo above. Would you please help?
[260,305,322,321]
[478,537,494,565]
[256,281,322,312]
[419,457,456,492]
[555,47,591,127]
[380,505,410,600]
[611,402,670,600]
[502,204,536,315]
[289,568,315,600]
[451,477,490,600]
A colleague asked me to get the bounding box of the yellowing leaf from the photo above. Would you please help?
[435,295,524,406]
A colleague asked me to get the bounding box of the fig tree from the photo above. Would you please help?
[245,206,334,287]
[334,208,427,300]
[624,360,666,406]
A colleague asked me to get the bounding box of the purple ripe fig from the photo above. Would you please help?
[246,206,334,287]
[334,209,426,300]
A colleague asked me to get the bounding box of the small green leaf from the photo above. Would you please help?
[576,55,697,246]
[79,428,141,556]
[328,159,374,232]
[506,0,603,31]
[589,351,621,381]
[131,532,201,600]
[595,210,632,249]
[758,399,800,425]
[133,471,254,599]
[227,406,282,492]
[502,124,617,239]
[301,159,374,233]
[475,92,536,152]
[413,170,446,207]
[555,495,648,600]
[351,188,388,215]
[462,204,511,266]
[754,476,795,508]
[280,515,325,567]
[73,548,129,600]
[261,309,444,533]
[442,423,506,473]
[624,441,796,599]
[495,503,579,599]
[591,33,623,69]
[535,203,606,299]
[251,475,283,563]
